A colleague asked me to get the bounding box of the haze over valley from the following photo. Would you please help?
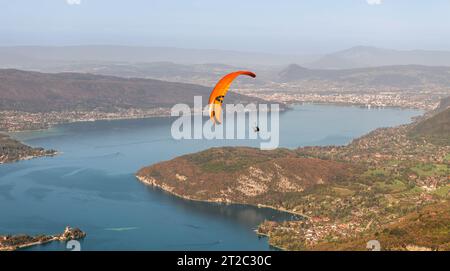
[1,45,450,133]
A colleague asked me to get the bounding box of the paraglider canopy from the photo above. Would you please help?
[208,71,256,124]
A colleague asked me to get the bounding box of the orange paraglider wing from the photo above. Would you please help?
[208,71,256,124]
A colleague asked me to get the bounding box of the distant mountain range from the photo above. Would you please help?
[2,45,450,70]
[0,69,259,112]
[307,46,450,69]
[278,64,450,87]
[12,61,270,87]
[0,46,315,68]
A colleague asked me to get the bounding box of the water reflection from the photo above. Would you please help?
[143,185,301,229]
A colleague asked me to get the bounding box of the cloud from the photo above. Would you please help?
[366,0,382,5]
[66,0,81,5]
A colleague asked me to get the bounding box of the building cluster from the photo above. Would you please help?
[236,82,450,111]
[0,108,171,132]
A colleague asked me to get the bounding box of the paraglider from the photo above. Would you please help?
[208,71,256,124]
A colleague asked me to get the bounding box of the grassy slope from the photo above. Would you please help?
[409,107,450,145]
[0,69,262,112]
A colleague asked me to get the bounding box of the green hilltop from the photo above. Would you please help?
[409,107,450,145]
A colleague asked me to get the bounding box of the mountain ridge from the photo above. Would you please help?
[278,63,450,87]
[0,45,316,67]
[0,68,260,112]
[307,46,450,69]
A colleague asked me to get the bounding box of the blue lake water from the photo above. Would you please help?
[0,104,422,250]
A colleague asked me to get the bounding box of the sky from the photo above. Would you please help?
[1,0,450,54]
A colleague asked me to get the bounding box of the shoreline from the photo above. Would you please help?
[136,175,305,251]
[2,101,423,166]
[0,226,86,251]
[3,112,174,134]
[135,175,307,218]
[3,104,438,250]
[2,102,425,134]
[132,105,443,251]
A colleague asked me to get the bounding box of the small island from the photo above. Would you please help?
[0,226,86,251]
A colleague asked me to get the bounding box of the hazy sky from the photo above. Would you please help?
[1,0,450,54]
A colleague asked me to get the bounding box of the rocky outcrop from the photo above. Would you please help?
[0,226,86,251]
[136,147,356,208]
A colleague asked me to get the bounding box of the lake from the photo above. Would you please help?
[0,104,422,250]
